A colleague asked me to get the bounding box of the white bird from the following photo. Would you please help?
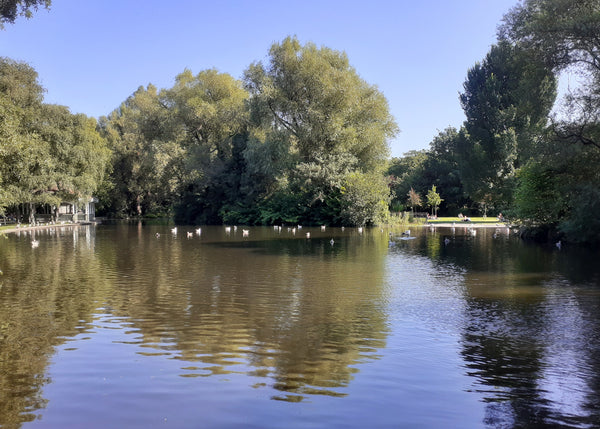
[187,231,193,238]
[225,226,231,234]
[171,227,178,235]
[31,239,39,248]
[156,233,160,238]
[341,226,345,231]
[234,226,238,231]
[358,227,363,234]
[306,232,310,239]
[321,225,326,231]
[556,240,562,250]
[242,229,249,237]
[196,228,202,235]
[330,238,335,245]
[292,228,296,235]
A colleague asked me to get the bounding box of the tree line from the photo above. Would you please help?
[1,36,398,226]
[1,0,600,243]
[388,0,600,244]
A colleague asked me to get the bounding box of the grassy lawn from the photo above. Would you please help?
[426,217,505,224]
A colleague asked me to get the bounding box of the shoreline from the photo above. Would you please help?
[0,221,96,235]
[419,222,511,228]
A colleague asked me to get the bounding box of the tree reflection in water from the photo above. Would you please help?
[1,224,600,428]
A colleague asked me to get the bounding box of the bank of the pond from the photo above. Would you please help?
[0,221,95,235]
[421,222,510,228]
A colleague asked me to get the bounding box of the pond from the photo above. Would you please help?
[0,223,599,428]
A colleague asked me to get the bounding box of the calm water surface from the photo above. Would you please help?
[0,223,599,428]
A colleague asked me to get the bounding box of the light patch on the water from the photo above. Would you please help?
[538,282,592,420]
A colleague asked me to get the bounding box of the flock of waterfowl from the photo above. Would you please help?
[159,224,364,244]
[6,222,562,252]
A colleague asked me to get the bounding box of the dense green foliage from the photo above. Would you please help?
[96,37,397,226]
[390,0,600,244]
[0,57,109,221]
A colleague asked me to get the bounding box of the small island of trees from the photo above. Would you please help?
[1,0,600,245]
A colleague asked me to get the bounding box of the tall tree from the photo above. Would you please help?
[244,36,397,171]
[243,36,397,225]
[457,41,556,210]
[421,127,468,214]
[164,69,249,224]
[100,84,179,217]
[0,57,109,220]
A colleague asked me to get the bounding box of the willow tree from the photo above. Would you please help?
[243,36,398,225]
[99,84,181,217]
[163,69,249,224]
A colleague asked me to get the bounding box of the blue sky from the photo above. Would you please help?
[1,0,519,157]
